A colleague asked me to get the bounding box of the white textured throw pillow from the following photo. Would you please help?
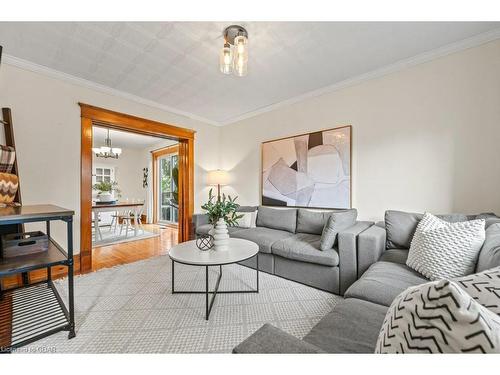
[455,267,500,316]
[406,213,485,280]
[235,211,257,228]
[376,279,500,353]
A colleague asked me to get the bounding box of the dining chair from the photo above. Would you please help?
[118,205,145,237]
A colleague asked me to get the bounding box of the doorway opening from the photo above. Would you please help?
[152,144,180,227]
[80,104,195,274]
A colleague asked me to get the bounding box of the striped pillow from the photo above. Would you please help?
[376,279,500,353]
[0,145,16,173]
[0,172,19,203]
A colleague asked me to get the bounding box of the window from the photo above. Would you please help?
[93,166,114,184]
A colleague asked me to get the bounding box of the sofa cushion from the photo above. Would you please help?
[344,261,428,306]
[379,248,408,265]
[231,227,294,254]
[385,210,469,249]
[196,224,243,236]
[476,223,500,272]
[476,213,500,228]
[303,298,388,353]
[233,323,324,354]
[272,233,339,267]
[319,209,357,250]
[296,209,332,235]
[235,205,258,212]
[256,206,297,233]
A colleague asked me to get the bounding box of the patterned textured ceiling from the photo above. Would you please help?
[0,22,499,125]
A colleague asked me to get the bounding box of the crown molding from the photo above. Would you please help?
[3,27,500,128]
[220,27,500,126]
[2,54,222,127]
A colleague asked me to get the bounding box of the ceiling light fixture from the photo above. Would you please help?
[92,129,122,159]
[219,25,248,77]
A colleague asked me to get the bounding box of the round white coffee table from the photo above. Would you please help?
[169,238,259,320]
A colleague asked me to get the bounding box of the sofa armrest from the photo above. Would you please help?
[192,213,209,236]
[337,220,373,295]
[233,324,324,354]
[357,223,387,277]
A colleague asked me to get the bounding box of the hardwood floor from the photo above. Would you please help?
[0,224,178,290]
[91,224,178,271]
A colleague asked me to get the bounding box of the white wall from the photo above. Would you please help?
[92,147,147,202]
[0,64,220,253]
[219,40,500,221]
[2,39,499,251]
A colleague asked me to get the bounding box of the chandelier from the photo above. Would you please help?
[219,25,248,77]
[92,129,122,159]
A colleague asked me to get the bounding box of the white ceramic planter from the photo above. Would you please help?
[212,218,229,251]
[98,192,114,202]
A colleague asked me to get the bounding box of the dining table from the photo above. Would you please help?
[91,200,145,242]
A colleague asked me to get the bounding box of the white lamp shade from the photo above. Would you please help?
[207,170,230,186]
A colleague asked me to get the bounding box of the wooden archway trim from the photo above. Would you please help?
[79,103,195,273]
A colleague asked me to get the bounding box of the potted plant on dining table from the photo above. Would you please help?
[92,181,122,202]
[201,189,243,251]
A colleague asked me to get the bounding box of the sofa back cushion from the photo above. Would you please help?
[256,206,297,233]
[475,212,500,229]
[385,210,468,249]
[236,205,258,212]
[476,223,500,272]
[296,209,336,234]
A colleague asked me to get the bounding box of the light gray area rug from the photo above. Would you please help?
[23,256,341,353]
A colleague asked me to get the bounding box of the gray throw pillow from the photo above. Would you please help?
[319,209,357,250]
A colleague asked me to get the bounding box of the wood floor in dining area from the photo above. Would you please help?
[92,224,178,272]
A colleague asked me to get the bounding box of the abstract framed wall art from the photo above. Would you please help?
[261,125,351,209]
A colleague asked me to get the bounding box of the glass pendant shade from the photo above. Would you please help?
[219,43,233,74]
[112,148,122,155]
[233,57,248,77]
[233,35,248,76]
[220,26,249,77]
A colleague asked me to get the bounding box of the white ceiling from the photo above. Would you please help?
[1,22,500,125]
[93,126,176,150]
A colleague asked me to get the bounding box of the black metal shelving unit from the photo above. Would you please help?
[0,205,75,353]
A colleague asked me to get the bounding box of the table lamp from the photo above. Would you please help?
[207,169,229,201]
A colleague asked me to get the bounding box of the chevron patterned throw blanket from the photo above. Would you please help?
[376,278,500,353]
[0,145,15,173]
[0,172,19,204]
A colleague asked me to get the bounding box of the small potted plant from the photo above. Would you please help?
[201,189,243,251]
[92,181,122,202]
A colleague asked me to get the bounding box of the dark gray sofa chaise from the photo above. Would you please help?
[233,210,500,353]
[193,206,372,294]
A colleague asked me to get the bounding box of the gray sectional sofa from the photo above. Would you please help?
[193,206,372,294]
[233,210,500,353]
